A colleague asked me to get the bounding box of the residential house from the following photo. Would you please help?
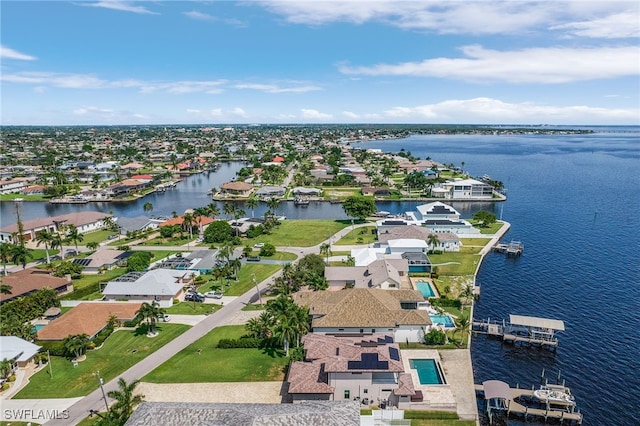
[255,185,286,198]
[117,216,162,235]
[0,179,29,194]
[324,258,408,290]
[293,288,431,343]
[377,225,460,252]
[21,185,46,195]
[102,269,191,307]
[220,181,253,197]
[0,211,111,242]
[378,202,479,235]
[0,336,41,369]
[71,249,131,274]
[433,178,494,200]
[361,187,391,197]
[0,269,73,304]
[287,334,417,408]
[154,250,223,274]
[36,302,141,341]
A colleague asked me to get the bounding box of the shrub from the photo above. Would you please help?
[259,243,276,257]
[423,329,447,345]
[431,298,462,309]
[127,251,151,272]
[36,340,67,357]
[123,318,141,328]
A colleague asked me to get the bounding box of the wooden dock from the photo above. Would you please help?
[476,382,582,424]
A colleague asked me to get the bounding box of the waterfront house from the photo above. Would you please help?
[220,181,253,197]
[434,178,494,200]
[376,202,479,235]
[71,249,131,274]
[21,185,46,195]
[0,268,73,304]
[101,268,190,307]
[287,334,416,408]
[255,185,286,198]
[377,225,460,252]
[0,211,111,242]
[293,288,430,343]
[36,302,141,341]
[116,216,162,235]
[0,178,29,194]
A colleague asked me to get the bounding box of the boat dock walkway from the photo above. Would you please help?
[472,314,565,350]
[475,382,582,425]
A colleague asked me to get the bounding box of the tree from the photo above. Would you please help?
[87,241,99,251]
[259,243,276,257]
[35,230,54,264]
[223,202,235,220]
[473,210,497,228]
[182,213,195,241]
[206,203,220,220]
[0,358,12,380]
[135,301,163,335]
[0,242,14,276]
[307,272,328,291]
[126,252,151,272]
[319,243,332,265]
[63,333,90,360]
[65,225,84,253]
[203,221,234,244]
[10,244,33,269]
[427,233,440,253]
[246,197,259,218]
[266,198,280,218]
[193,206,209,236]
[0,284,11,295]
[297,254,326,277]
[103,377,145,425]
[143,202,153,217]
[455,315,471,347]
[342,196,377,222]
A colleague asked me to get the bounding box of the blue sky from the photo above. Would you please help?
[1,1,639,125]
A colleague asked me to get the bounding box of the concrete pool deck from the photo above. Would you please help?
[401,349,478,421]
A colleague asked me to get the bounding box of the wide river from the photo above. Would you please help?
[1,128,638,425]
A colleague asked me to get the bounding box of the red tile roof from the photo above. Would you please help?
[0,268,72,302]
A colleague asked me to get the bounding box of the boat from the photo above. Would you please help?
[533,384,575,406]
[14,198,24,202]
[294,196,310,206]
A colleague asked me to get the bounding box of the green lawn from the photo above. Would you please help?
[334,226,377,245]
[15,324,190,399]
[261,251,297,261]
[80,230,114,245]
[429,247,482,276]
[241,303,266,311]
[459,238,492,248]
[29,248,60,262]
[143,325,289,383]
[64,267,127,292]
[164,302,219,315]
[225,264,282,296]
[250,220,350,247]
[469,220,504,235]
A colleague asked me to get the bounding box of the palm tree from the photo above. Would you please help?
[63,333,90,360]
[105,377,145,425]
[217,241,234,265]
[319,242,332,265]
[427,233,440,253]
[0,242,13,276]
[266,198,280,218]
[229,258,242,281]
[65,225,84,253]
[135,301,163,335]
[455,316,471,347]
[35,230,54,264]
[206,203,220,220]
[102,216,117,232]
[246,197,259,218]
[193,206,209,237]
[50,233,64,260]
[272,314,296,357]
[10,244,33,269]
[223,202,235,220]
[182,213,195,242]
[143,202,153,217]
[86,241,99,251]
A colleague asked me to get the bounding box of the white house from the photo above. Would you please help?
[324,258,408,290]
[102,268,191,307]
[0,336,41,369]
[377,202,479,236]
[432,178,494,200]
[0,211,111,242]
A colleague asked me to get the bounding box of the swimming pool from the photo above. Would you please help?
[429,314,455,328]
[415,280,435,298]
[409,359,446,385]
[33,324,47,332]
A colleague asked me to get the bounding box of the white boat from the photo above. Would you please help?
[533,384,575,406]
[14,198,24,202]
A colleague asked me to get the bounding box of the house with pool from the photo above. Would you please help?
[324,258,408,290]
[292,288,431,343]
[377,225,460,253]
[375,202,479,236]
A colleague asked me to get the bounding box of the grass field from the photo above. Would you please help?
[429,246,483,276]
[334,226,377,245]
[260,251,297,261]
[249,220,350,247]
[143,325,289,383]
[164,302,219,315]
[15,324,189,399]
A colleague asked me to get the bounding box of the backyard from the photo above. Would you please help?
[15,324,189,399]
[249,220,350,247]
[143,325,289,383]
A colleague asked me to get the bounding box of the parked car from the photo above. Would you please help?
[204,291,223,299]
[158,314,170,322]
[185,293,204,302]
[246,255,261,262]
[107,234,119,240]
[254,243,265,248]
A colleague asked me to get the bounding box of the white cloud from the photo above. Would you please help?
[301,109,333,120]
[209,109,223,117]
[382,97,639,124]
[343,111,359,119]
[183,11,216,21]
[86,1,158,15]
[230,107,247,117]
[141,80,226,95]
[259,1,636,36]
[234,83,322,93]
[339,45,640,83]
[73,106,114,116]
[1,45,36,61]
[550,11,640,39]
[186,109,201,114]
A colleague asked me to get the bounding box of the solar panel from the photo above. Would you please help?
[347,353,389,370]
[72,258,91,266]
[388,347,400,361]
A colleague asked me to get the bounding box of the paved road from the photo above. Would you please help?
[40,222,370,425]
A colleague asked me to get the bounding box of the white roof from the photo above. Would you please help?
[351,247,386,267]
[387,239,428,249]
[0,336,41,363]
[509,315,565,331]
[103,269,185,297]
